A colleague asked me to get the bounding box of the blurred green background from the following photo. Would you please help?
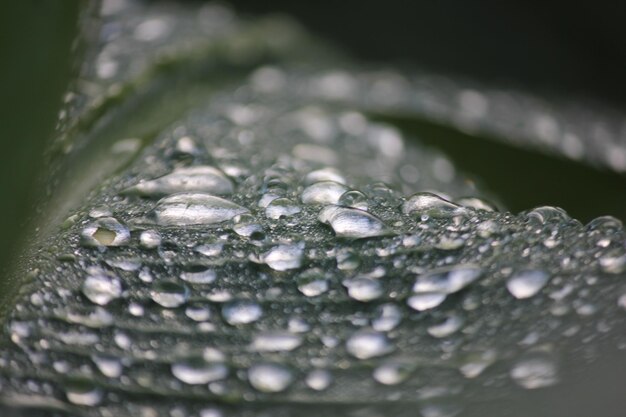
[1,0,625,278]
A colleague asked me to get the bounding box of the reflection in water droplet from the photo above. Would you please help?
[346,330,393,359]
[526,206,570,224]
[149,281,189,308]
[250,331,302,352]
[153,193,248,226]
[301,181,348,205]
[318,205,391,239]
[262,244,304,271]
[222,300,263,325]
[403,192,466,218]
[506,270,550,299]
[338,190,369,211]
[305,369,332,391]
[510,355,559,389]
[81,217,130,247]
[82,268,122,306]
[125,166,233,196]
[171,359,228,385]
[343,277,383,302]
[248,363,293,393]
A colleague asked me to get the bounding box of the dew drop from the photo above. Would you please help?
[427,314,464,338]
[373,360,414,385]
[413,265,482,295]
[265,198,301,219]
[301,181,348,205]
[318,205,391,239]
[304,168,346,185]
[65,379,103,406]
[185,303,212,322]
[305,369,333,391]
[338,190,369,211]
[250,331,303,352]
[372,304,403,331]
[222,300,263,325]
[82,268,122,306]
[248,363,293,393]
[139,230,162,249]
[153,193,248,226]
[506,270,550,299]
[510,355,559,389]
[343,277,383,302]
[149,281,189,308]
[92,355,123,378]
[81,217,130,247]
[171,359,228,385]
[402,192,466,218]
[262,244,304,271]
[296,268,329,297]
[407,293,447,311]
[455,197,497,212]
[346,330,393,359]
[180,266,217,284]
[126,166,233,196]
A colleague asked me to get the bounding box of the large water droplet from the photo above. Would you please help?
[455,197,497,212]
[81,217,130,247]
[318,205,391,239]
[248,363,293,393]
[301,181,348,205]
[402,192,466,218]
[126,166,234,196]
[346,330,393,359]
[265,198,301,219]
[506,270,550,299]
[149,281,189,308]
[250,331,303,352]
[338,190,369,211]
[261,244,304,271]
[153,193,248,226]
[222,300,263,325]
[303,168,346,185]
[171,358,228,385]
[82,268,122,306]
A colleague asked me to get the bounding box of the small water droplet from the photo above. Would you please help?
[265,198,301,219]
[250,331,302,352]
[232,213,264,239]
[338,190,369,211]
[343,277,383,302]
[153,193,248,226]
[195,242,224,257]
[373,360,414,385]
[92,355,123,378]
[172,358,228,385]
[185,303,212,322]
[149,281,189,308]
[81,217,130,247]
[65,379,103,406]
[82,268,122,306]
[261,244,304,271]
[180,266,217,284]
[139,230,162,249]
[403,192,466,218]
[372,304,403,331]
[248,363,293,393]
[305,369,333,391]
[427,314,464,338]
[407,293,447,311]
[526,206,570,225]
[126,166,233,196]
[296,268,329,297]
[346,330,393,359]
[318,205,391,239]
[301,181,348,205]
[506,270,550,299]
[222,300,263,325]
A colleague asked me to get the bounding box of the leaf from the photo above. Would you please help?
[1,2,626,417]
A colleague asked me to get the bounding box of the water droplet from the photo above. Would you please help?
[82,268,122,306]
[265,198,301,219]
[153,193,248,226]
[125,166,233,196]
[343,277,383,302]
[402,192,466,218]
[346,330,393,359]
[510,355,559,389]
[180,266,217,284]
[296,268,329,297]
[407,293,447,311]
[185,303,212,322]
[301,181,348,205]
[195,242,224,257]
[305,369,332,391]
[248,363,293,393]
[338,190,369,211]
[599,253,626,274]
[149,281,189,308]
[65,379,103,406]
[232,213,265,239]
[427,314,464,338]
[304,168,346,185]
[261,244,304,271]
[318,205,391,239]
[250,331,302,352]
[372,304,403,331]
[526,206,570,225]
[172,359,228,385]
[373,360,414,385]
[139,230,161,249]
[92,355,123,378]
[506,270,550,299]
[81,217,130,247]
[413,265,482,294]
[222,300,263,325]
[455,197,497,212]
